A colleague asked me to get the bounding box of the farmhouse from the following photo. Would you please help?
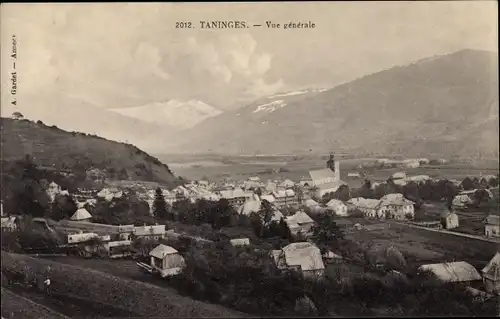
[149,244,186,278]
[347,197,385,218]
[285,211,315,236]
[0,216,18,232]
[271,242,325,279]
[440,210,459,229]
[482,252,500,295]
[70,208,92,222]
[325,199,348,216]
[378,194,415,220]
[418,262,482,284]
[484,215,500,238]
[452,194,473,208]
[57,220,135,241]
[133,224,166,241]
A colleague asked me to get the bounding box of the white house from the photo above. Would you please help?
[452,194,473,208]
[0,216,18,232]
[133,225,166,241]
[441,210,459,229]
[485,215,500,238]
[70,208,92,222]
[230,238,250,247]
[285,211,315,236]
[46,181,62,202]
[347,197,385,218]
[271,242,325,279]
[378,194,415,220]
[325,199,348,217]
[482,252,500,295]
[149,244,186,278]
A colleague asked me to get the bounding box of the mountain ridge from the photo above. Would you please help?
[165,49,499,159]
[1,117,178,186]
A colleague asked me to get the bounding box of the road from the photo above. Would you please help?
[394,221,500,244]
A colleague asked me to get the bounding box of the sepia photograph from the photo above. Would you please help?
[0,1,499,318]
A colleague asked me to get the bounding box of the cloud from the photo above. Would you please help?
[1,2,496,111]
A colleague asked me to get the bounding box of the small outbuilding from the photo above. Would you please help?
[70,208,92,222]
[149,244,186,278]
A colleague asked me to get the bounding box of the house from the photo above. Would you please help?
[322,250,343,264]
[218,188,253,206]
[46,181,62,202]
[347,172,361,178]
[452,194,473,208]
[97,187,123,201]
[261,194,276,204]
[238,198,284,223]
[277,179,295,190]
[391,172,406,180]
[0,216,18,232]
[485,215,500,238]
[403,160,420,168]
[149,244,186,278]
[325,199,348,217]
[70,208,92,222]
[378,194,415,220]
[271,242,325,279]
[248,176,260,182]
[272,189,298,208]
[265,182,277,193]
[406,175,431,183]
[441,210,459,229]
[285,211,315,236]
[347,197,385,218]
[418,262,482,284]
[230,238,250,247]
[133,225,166,241]
[481,252,500,295]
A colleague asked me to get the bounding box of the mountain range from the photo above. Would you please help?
[3,49,498,159]
[164,49,499,159]
[108,100,222,130]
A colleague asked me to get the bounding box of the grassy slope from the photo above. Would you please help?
[1,288,69,319]
[1,252,247,318]
[1,118,177,186]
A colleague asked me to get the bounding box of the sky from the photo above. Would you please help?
[1,2,498,112]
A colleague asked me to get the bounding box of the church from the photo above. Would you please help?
[308,154,347,199]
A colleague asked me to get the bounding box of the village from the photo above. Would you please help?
[2,153,499,316]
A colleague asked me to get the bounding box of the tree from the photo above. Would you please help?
[153,187,169,219]
[461,177,474,191]
[8,156,51,218]
[311,214,344,253]
[333,185,351,202]
[357,180,374,198]
[12,112,24,120]
[278,217,293,240]
[49,194,77,221]
[403,182,422,208]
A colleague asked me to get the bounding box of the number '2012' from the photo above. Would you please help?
[176,22,192,28]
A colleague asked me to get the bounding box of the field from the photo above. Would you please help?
[345,221,499,269]
[161,154,498,185]
[1,288,69,319]
[1,252,246,318]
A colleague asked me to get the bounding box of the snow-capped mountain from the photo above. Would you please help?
[109,100,223,129]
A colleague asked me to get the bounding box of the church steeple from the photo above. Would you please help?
[326,153,335,172]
